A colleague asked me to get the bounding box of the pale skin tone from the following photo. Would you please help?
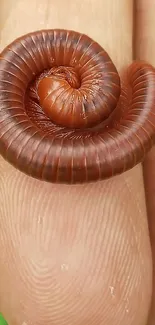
[136,1,155,324]
[0,1,154,325]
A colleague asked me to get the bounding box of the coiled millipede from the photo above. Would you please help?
[0,29,155,184]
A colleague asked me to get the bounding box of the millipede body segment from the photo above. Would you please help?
[0,29,155,184]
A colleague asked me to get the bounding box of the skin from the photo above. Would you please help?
[0,0,153,324]
[135,1,155,324]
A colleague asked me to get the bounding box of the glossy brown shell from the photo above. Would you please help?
[0,29,155,184]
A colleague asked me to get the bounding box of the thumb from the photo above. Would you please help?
[0,158,152,325]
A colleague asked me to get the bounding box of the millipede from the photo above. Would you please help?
[0,29,155,184]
